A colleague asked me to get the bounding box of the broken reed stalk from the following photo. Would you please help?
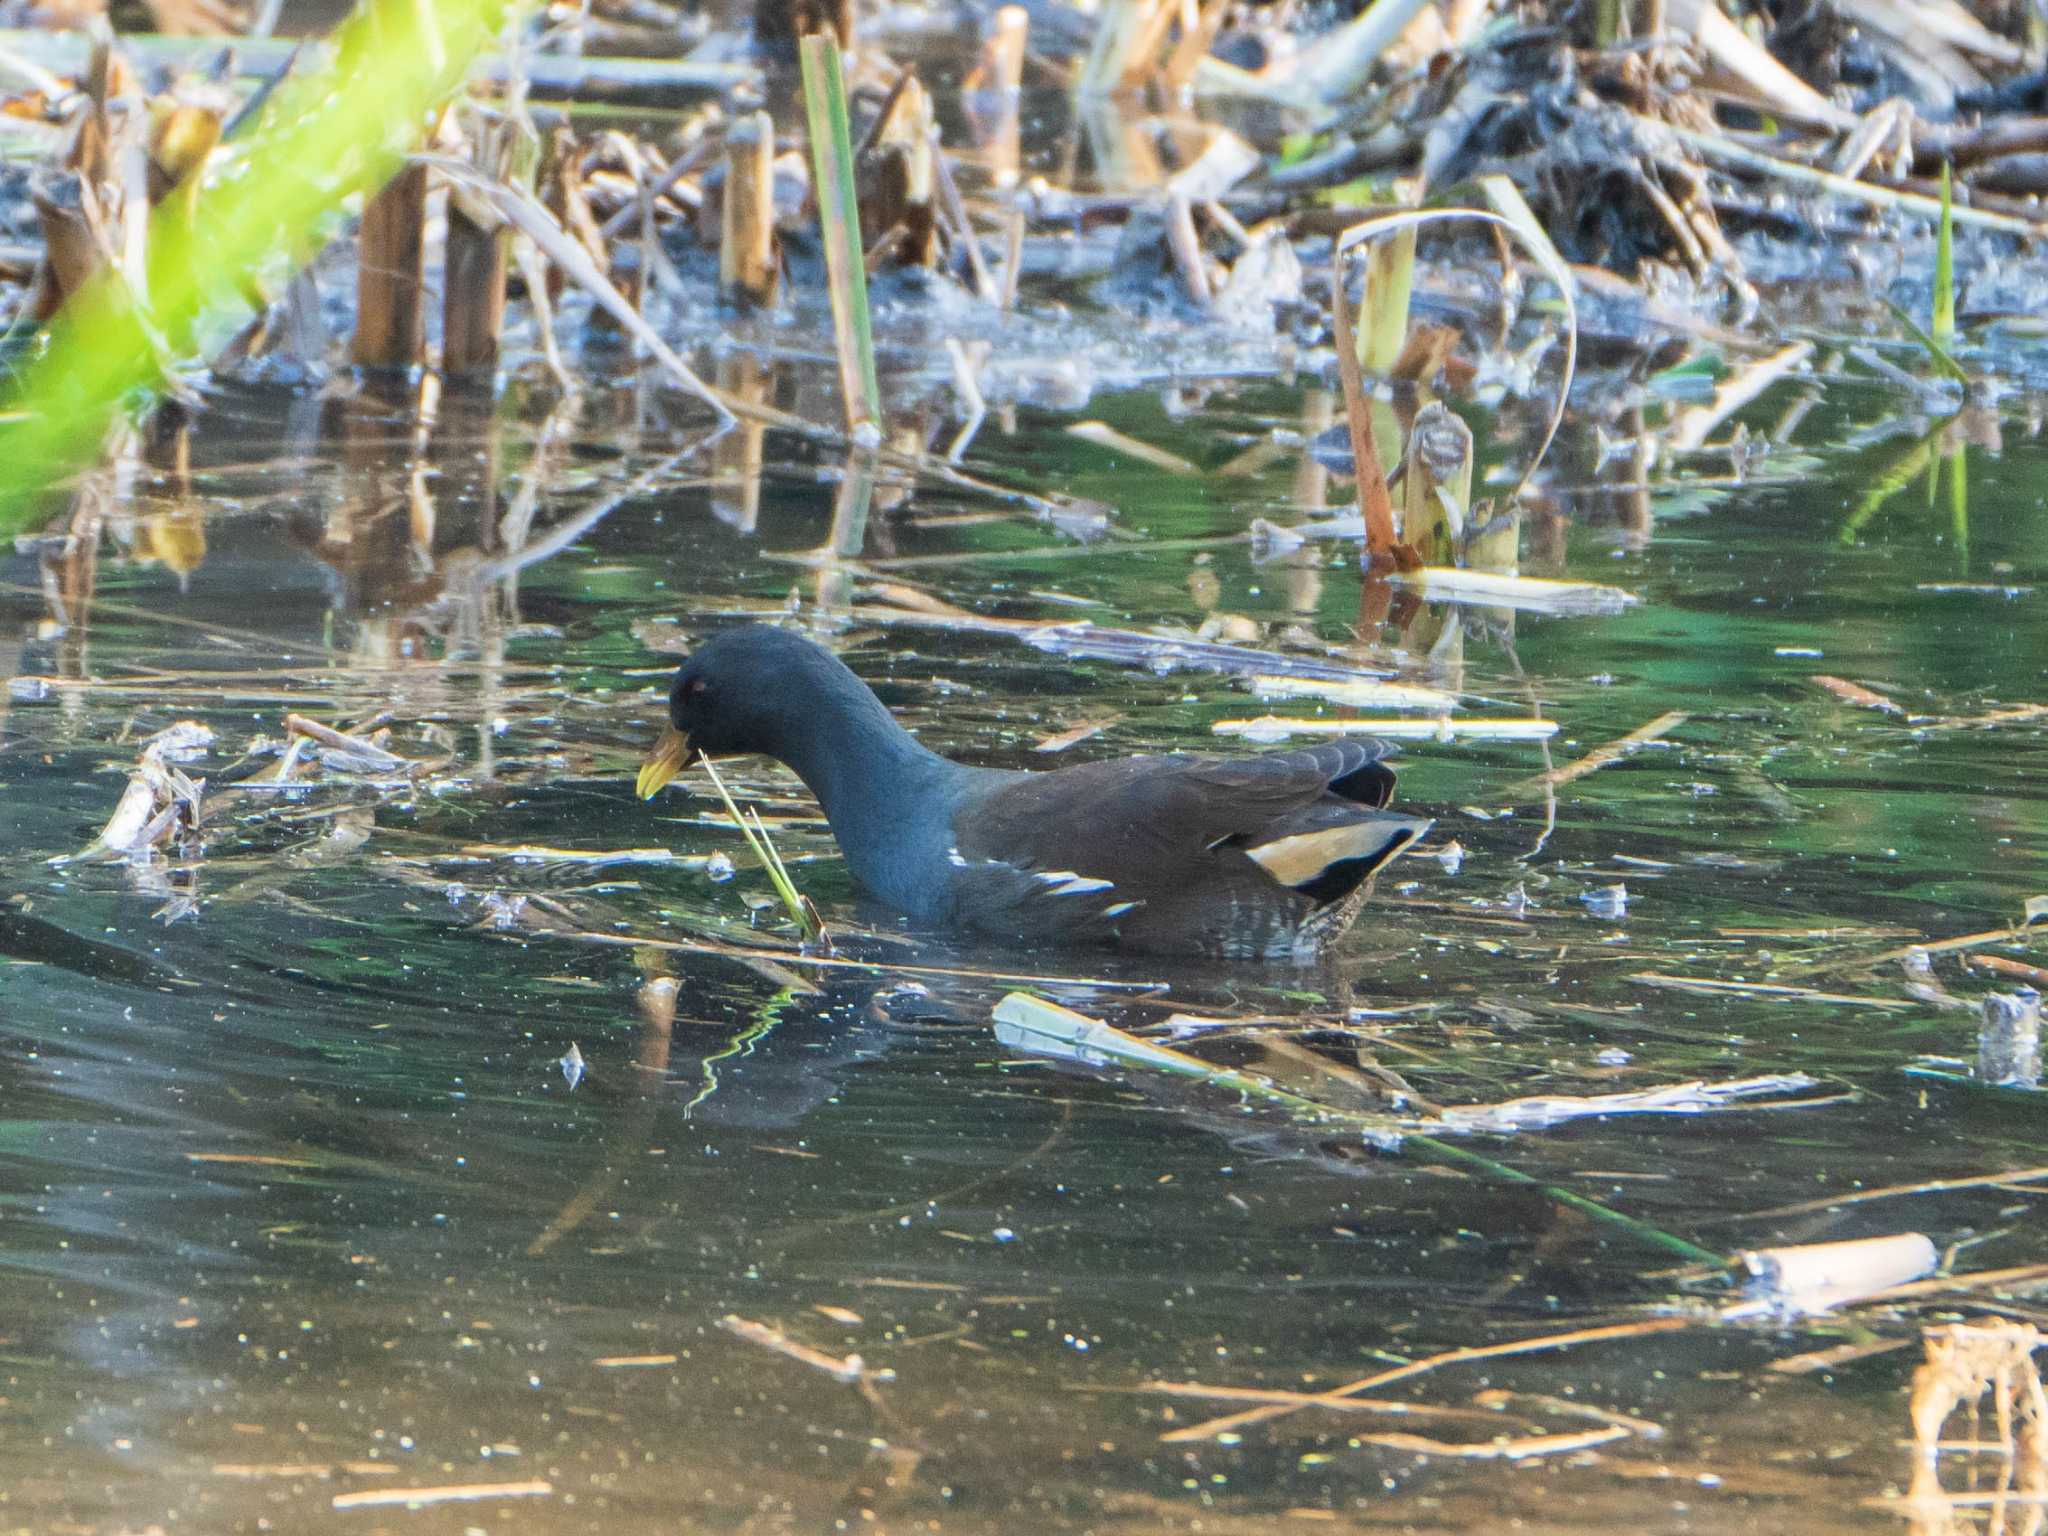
[442,136,510,375]
[1329,246,1398,563]
[983,4,1027,187]
[1400,401,1473,567]
[799,33,882,437]
[1336,208,1580,529]
[352,160,428,369]
[864,77,939,270]
[1164,191,1210,308]
[1358,200,1417,374]
[699,754,826,944]
[720,110,778,309]
[754,0,852,53]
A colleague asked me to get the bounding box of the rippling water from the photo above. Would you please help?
[2,367,2044,1533]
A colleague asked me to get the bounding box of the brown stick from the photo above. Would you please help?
[1513,709,1688,794]
[352,162,428,370]
[1781,925,2037,980]
[1918,115,2048,171]
[721,110,779,308]
[1968,953,2048,987]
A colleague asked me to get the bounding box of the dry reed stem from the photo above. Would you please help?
[1660,118,2048,238]
[719,1314,884,1383]
[1782,926,2039,980]
[1134,1383,1516,1421]
[1971,955,2048,986]
[1359,1425,1632,1459]
[720,111,778,308]
[442,129,510,376]
[1513,709,1687,794]
[424,155,737,424]
[351,161,428,369]
[1738,1166,2048,1222]
[1158,1317,1696,1443]
[331,1479,553,1510]
[1628,973,1915,1009]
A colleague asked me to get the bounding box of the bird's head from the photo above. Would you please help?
[635,624,838,798]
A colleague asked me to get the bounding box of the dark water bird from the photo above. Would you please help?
[637,625,1432,960]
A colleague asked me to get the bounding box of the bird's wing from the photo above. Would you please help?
[950,738,1412,922]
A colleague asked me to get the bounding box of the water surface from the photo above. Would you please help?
[2,364,2045,1533]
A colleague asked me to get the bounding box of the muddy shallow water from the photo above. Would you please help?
[2,363,2045,1533]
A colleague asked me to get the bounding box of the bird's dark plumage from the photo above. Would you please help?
[641,624,1431,960]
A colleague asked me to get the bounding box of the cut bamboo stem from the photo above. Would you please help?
[352,161,428,370]
[720,110,778,309]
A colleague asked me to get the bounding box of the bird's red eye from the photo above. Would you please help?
[683,677,707,699]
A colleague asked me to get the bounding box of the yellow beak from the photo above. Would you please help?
[636,724,694,799]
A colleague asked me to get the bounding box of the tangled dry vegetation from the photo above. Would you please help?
[0,0,2044,414]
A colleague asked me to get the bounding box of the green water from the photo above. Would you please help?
[1,368,2044,1533]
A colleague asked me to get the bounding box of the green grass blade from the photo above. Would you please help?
[1949,440,1968,565]
[700,756,824,942]
[1934,159,1956,348]
[798,34,882,436]
[1403,1133,1727,1267]
[1881,297,1969,385]
[1838,419,1943,542]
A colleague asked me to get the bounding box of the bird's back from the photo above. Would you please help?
[937,739,1429,959]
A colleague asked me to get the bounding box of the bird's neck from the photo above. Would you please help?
[769,684,965,904]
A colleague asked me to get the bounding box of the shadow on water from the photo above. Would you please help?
[1,362,2046,1532]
